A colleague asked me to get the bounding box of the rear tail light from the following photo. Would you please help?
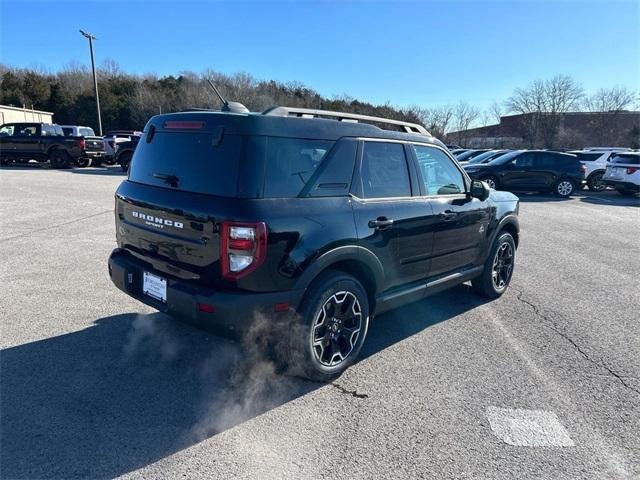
[164,121,205,130]
[78,138,86,149]
[220,221,267,280]
[626,167,638,175]
[580,164,587,174]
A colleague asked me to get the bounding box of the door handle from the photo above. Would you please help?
[439,210,457,221]
[368,217,394,230]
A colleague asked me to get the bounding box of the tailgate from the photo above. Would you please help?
[85,136,105,152]
[115,183,225,283]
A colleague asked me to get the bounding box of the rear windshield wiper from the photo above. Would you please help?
[153,172,180,187]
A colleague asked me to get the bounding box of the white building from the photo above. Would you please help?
[0,105,54,124]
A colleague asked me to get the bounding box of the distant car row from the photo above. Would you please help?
[0,122,141,171]
[449,147,639,197]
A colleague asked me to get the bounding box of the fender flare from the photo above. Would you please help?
[492,214,520,246]
[294,245,385,293]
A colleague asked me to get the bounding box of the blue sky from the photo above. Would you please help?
[1,0,638,110]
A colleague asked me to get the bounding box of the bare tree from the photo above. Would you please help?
[505,75,584,147]
[489,100,503,124]
[583,85,638,112]
[451,102,480,146]
[409,105,454,139]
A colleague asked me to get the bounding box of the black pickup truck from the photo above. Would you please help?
[0,122,105,168]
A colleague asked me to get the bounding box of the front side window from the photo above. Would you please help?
[512,152,536,168]
[17,125,37,136]
[0,125,15,136]
[263,137,334,198]
[360,141,411,198]
[413,145,465,195]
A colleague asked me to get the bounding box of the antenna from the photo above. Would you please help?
[207,79,228,109]
[205,79,250,114]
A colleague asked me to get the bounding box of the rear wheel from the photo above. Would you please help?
[554,178,575,197]
[587,172,606,192]
[480,175,498,190]
[290,271,370,382]
[119,151,133,172]
[472,232,516,299]
[49,150,71,169]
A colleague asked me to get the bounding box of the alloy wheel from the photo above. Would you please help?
[557,180,573,196]
[589,173,605,192]
[484,178,496,189]
[492,242,514,290]
[311,291,363,367]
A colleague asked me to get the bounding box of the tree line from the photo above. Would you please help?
[1,62,637,148]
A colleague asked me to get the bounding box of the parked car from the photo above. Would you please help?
[108,105,520,382]
[446,144,462,150]
[455,149,491,162]
[114,135,141,172]
[602,152,640,196]
[567,149,620,192]
[102,130,142,166]
[464,150,585,197]
[60,125,106,167]
[460,149,510,165]
[0,122,103,168]
[451,148,470,156]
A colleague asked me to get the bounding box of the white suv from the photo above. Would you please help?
[602,152,640,196]
[569,149,629,192]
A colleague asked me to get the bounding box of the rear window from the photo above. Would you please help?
[128,132,243,197]
[611,154,640,165]
[79,127,95,136]
[573,152,603,161]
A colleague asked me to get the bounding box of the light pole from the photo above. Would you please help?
[79,29,102,136]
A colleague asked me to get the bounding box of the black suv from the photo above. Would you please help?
[463,150,585,197]
[108,107,520,381]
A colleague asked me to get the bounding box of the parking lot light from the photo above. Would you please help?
[79,29,103,136]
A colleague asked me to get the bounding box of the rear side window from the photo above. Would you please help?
[128,132,243,197]
[301,139,357,197]
[361,142,411,198]
[263,138,334,198]
[612,154,640,165]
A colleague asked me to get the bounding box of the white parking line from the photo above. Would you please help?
[487,406,575,447]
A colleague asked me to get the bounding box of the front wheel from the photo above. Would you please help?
[291,271,370,382]
[617,188,639,197]
[554,178,575,197]
[472,232,516,299]
[75,157,90,168]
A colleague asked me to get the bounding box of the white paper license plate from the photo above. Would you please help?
[143,272,167,303]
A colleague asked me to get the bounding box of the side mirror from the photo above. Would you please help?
[470,180,490,201]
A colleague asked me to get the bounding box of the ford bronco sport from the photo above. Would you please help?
[108,106,520,381]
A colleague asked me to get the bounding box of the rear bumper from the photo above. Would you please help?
[108,249,305,335]
[83,151,105,158]
[602,180,640,191]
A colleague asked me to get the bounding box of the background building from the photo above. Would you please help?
[448,111,640,149]
[0,105,54,124]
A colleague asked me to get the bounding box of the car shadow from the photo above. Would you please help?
[69,167,127,176]
[0,284,486,479]
[0,164,126,175]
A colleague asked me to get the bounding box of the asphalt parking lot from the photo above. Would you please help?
[1,165,639,480]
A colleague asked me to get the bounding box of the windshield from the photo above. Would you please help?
[489,150,523,165]
[79,127,95,136]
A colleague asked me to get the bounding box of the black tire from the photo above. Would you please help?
[472,232,516,299]
[0,156,12,166]
[480,175,499,190]
[75,157,90,168]
[49,149,71,169]
[617,189,639,197]
[289,271,370,382]
[587,172,606,192]
[119,152,133,172]
[553,178,575,197]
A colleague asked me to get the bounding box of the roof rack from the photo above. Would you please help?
[262,106,430,136]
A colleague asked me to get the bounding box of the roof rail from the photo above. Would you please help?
[262,106,431,136]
